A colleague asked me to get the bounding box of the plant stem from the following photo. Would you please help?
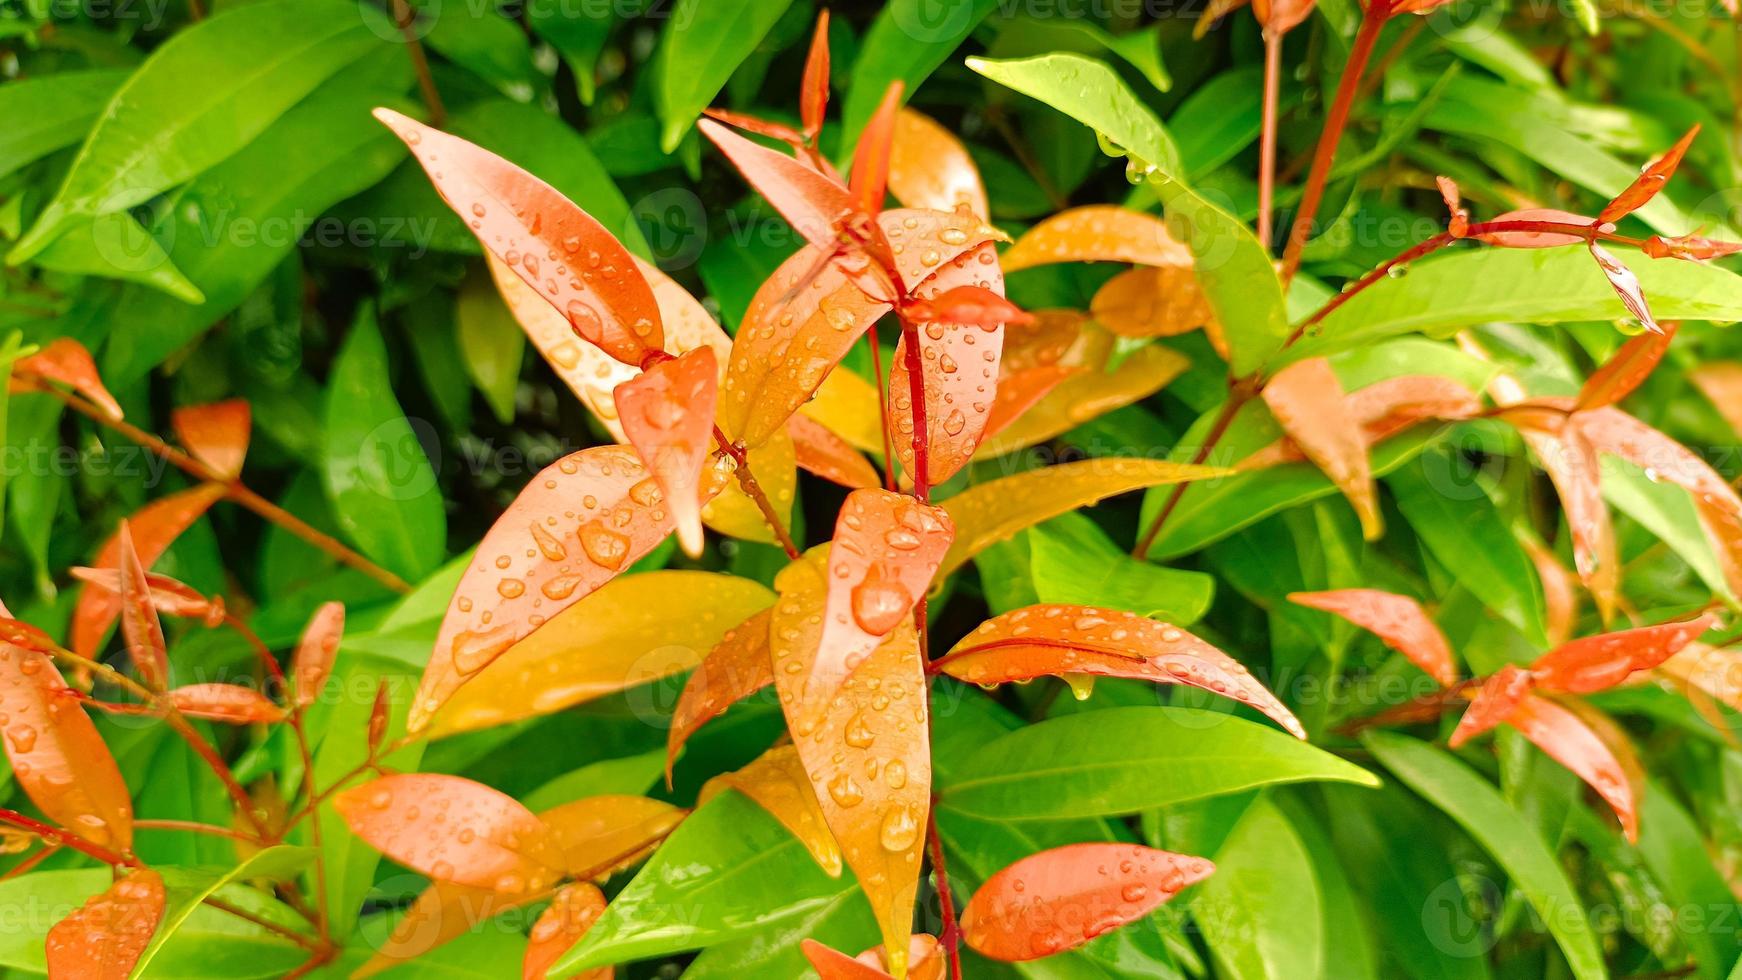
[1279,4,1391,283]
[1133,390,1252,559]
[865,329,899,492]
[203,896,325,953]
[1258,31,1285,250]
[390,0,446,127]
[135,819,267,845]
[40,386,411,593]
[926,806,965,980]
[711,427,802,559]
[899,324,932,500]
[0,808,137,866]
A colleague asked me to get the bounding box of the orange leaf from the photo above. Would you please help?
[1524,539,1580,647]
[800,10,831,141]
[1690,361,1742,437]
[45,869,164,979]
[0,643,133,851]
[1657,641,1742,713]
[414,446,718,732]
[170,399,251,481]
[1474,208,1593,248]
[1507,412,1619,622]
[538,795,686,880]
[960,843,1214,962]
[1448,663,1532,747]
[292,601,344,710]
[889,243,1010,483]
[354,882,526,977]
[802,936,945,980]
[1641,231,1742,261]
[1577,324,1677,412]
[789,413,882,489]
[999,206,1190,272]
[1588,242,1658,333]
[1262,358,1381,539]
[1507,693,1639,842]
[850,83,904,216]
[700,744,842,875]
[166,683,285,724]
[1344,375,1483,441]
[978,364,1083,445]
[802,939,898,980]
[523,882,610,980]
[335,774,565,894]
[976,347,1187,461]
[937,605,1304,737]
[666,607,775,782]
[374,108,662,366]
[771,555,930,975]
[70,484,227,658]
[613,347,718,557]
[68,566,224,626]
[11,338,122,419]
[699,117,851,250]
[1437,176,1469,237]
[1254,0,1317,33]
[116,522,170,691]
[1599,125,1699,224]
[1288,589,1458,686]
[1089,266,1215,338]
[1531,613,1715,694]
[889,108,988,217]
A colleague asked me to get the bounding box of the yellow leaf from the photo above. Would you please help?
[888,108,988,218]
[539,795,687,879]
[1089,265,1216,338]
[803,366,886,454]
[700,744,842,876]
[974,344,1188,460]
[999,205,1190,272]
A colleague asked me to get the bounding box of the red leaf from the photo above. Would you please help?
[1448,663,1532,747]
[69,567,224,626]
[522,882,609,980]
[890,108,989,217]
[374,108,662,366]
[1531,613,1715,694]
[1507,694,1639,842]
[1576,322,1677,411]
[613,346,718,557]
[1288,589,1458,686]
[900,285,1032,329]
[11,338,122,419]
[334,774,565,893]
[800,10,831,142]
[789,413,882,489]
[170,399,251,481]
[850,83,904,217]
[665,607,774,783]
[1588,242,1658,333]
[415,446,723,732]
[937,604,1305,737]
[1599,124,1699,223]
[1474,208,1593,248]
[115,522,170,691]
[70,484,227,657]
[0,643,133,851]
[45,869,164,980]
[1641,232,1742,261]
[167,683,285,724]
[702,107,805,149]
[960,843,1214,962]
[292,601,344,710]
[698,116,851,251]
[1262,358,1381,539]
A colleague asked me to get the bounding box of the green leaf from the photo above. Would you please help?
[10,0,381,260]
[654,0,796,152]
[1634,778,1742,977]
[137,847,316,977]
[527,0,628,105]
[842,0,1000,146]
[1602,456,1737,605]
[455,267,525,424]
[1192,796,1324,980]
[0,69,129,181]
[990,18,1170,92]
[681,889,878,980]
[967,53,1287,377]
[520,749,665,811]
[556,791,857,971]
[1288,247,1742,366]
[29,212,204,303]
[1029,513,1215,623]
[1362,732,1608,980]
[415,2,537,101]
[322,306,446,583]
[938,706,1378,820]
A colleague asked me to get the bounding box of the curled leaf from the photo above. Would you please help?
[45,869,164,980]
[1000,206,1190,272]
[889,108,989,217]
[960,843,1214,962]
[166,683,285,724]
[1588,242,1658,333]
[613,346,718,557]
[1261,357,1381,539]
[1598,124,1699,223]
[334,774,565,894]
[70,484,227,658]
[1641,231,1742,261]
[374,108,662,365]
[937,604,1304,737]
[523,882,610,980]
[1448,663,1532,747]
[292,601,344,710]
[1287,589,1458,686]
[170,399,251,480]
[1437,176,1469,237]
[116,522,170,692]
[1531,613,1716,694]
[700,744,842,876]
[0,643,133,851]
[1508,693,1639,842]
[666,607,774,781]
[11,338,122,418]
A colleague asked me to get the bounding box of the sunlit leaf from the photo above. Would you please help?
[415,446,728,732]
[939,457,1227,577]
[1598,124,1699,223]
[523,882,610,980]
[170,399,251,481]
[789,413,882,489]
[1287,589,1459,686]
[166,683,285,724]
[1089,265,1215,338]
[334,774,565,894]
[1531,613,1716,694]
[999,205,1190,272]
[1261,357,1381,539]
[888,108,988,217]
[960,843,1213,962]
[666,607,775,781]
[1508,693,1639,842]
[292,601,344,710]
[1589,242,1658,333]
[44,868,164,980]
[700,744,842,876]
[11,338,123,418]
[1448,663,1532,747]
[0,643,133,851]
[936,604,1303,737]
[614,346,718,557]
[431,570,771,737]
[116,522,170,691]
[374,108,662,365]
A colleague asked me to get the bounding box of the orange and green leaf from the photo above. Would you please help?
[1288,589,1459,686]
[45,869,164,980]
[335,774,565,894]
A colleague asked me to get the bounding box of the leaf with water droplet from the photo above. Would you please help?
[538,794,687,880]
[291,601,344,710]
[0,642,133,851]
[976,345,1187,461]
[666,607,775,782]
[524,882,610,980]
[1262,357,1382,540]
[789,413,882,489]
[10,337,123,419]
[170,399,251,481]
[373,108,662,365]
[1531,612,1715,694]
[334,773,565,893]
[959,843,1213,962]
[700,744,841,876]
[70,484,226,658]
[116,521,170,691]
[999,205,1190,272]
[45,868,163,980]
[937,604,1304,738]
[431,570,772,738]
[614,347,718,557]
[166,683,285,724]
[1287,589,1459,687]
[889,108,988,217]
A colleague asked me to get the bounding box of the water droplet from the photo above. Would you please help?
[827,773,864,807]
[851,566,912,635]
[579,521,630,569]
[879,804,921,852]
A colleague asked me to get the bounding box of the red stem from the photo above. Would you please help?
[899,322,932,500]
[0,808,138,867]
[711,426,802,559]
[927,805,965,980]
[866,329,899,492]
[1258,31,1285,250]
